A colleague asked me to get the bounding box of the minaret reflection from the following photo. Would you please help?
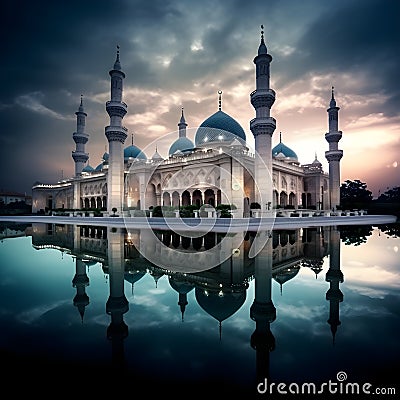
[250,231,276,386]
[72,257,90,323]
[325,226,344,344]
[105,227,129,371]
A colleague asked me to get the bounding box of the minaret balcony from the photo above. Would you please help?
[326,268,344,283]
[250,89,276,109]
[325,131,342,143]
[325,149,343,162]
[250,116,276,136]
[72,151,89,163]
[250,300,276,322]
[326,288,344,302]
[106,100,128,118]
[106,295,129,315]
[72,132,89,144]
[105,125,128,143]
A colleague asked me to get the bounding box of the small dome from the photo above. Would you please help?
[169,136,194,156]
[124,271,146,285]
[82,164,94,173]
[124,145,146,160]
[152,148,164,161]
[169,277,195,295]
[195,110,246,146]
[272,141,298,161]
[195,287,246,322]
[273,265,300,286]
[94,163,103,172]
[102,152,109,162]
[312,157,322,166]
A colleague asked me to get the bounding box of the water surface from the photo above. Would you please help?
[0,222,398,397]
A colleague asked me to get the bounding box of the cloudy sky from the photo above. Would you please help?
[1,0,399,197]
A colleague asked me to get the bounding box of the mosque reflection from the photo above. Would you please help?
[27,222,349,385]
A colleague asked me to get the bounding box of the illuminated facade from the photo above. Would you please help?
[32,29,342,216]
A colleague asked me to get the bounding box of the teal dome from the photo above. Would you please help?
[195,110,246,146]
[94,163,103,172]
[124,145,146,160]
[195,287,246,322]
[82,164,94,173]
[272,142,298,160]
[124,271,146,285]
[169,136,194,156]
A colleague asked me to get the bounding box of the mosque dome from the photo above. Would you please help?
[273,265,300,294]
[94,163,103,172]
[151,148,164,161]
[169,277,195,295]
[82,164,94,173]
[124,145,147,160]
[194,110,246,146]
[272,139,298,161]
[124,270,146,285]
[312,156,322,166]
[169,136,194,156]
[195,286,246,322]
[102,152,109,162]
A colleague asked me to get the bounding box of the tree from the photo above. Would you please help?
[338,225,373,246]
[377,186,400,203]
[340,179,372,210]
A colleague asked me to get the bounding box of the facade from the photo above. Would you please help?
[32,29,343,216]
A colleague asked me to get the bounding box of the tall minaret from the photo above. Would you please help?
[106,226,129,371]
[325,87,343,210]
[105,46,128,213]
[325,226,344,344]
[72,95,89,176]
[250,25,276,214]
[178,107,187,138]
[250,232,276,386]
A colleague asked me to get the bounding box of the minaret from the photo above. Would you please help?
[250,25,276,214]
[105,46,128,213]
[178,107,187,138]
[250,232,276,386]
[325,87,343,210]
[325,226,344,344]
[72,95,89,176]
[72,257,90,323]
[106,226,129,371]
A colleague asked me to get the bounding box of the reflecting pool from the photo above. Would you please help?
[0,221,399,397]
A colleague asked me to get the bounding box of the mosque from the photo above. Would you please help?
[31,28,343,217]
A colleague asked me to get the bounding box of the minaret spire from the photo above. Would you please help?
[178,107,188,138]
[72,95,89,176]
[330,86,336,108]
[218,90,222,111]
[114,45,121,71]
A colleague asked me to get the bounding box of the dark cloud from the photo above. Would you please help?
[278,0,400,116]
[0,0,398,193]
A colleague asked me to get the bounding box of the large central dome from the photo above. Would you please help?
[194,110,246,146]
